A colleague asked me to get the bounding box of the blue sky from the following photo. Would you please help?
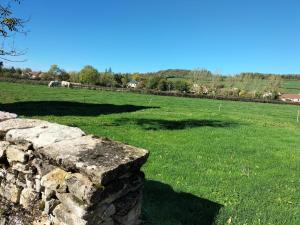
[6,0,300,74]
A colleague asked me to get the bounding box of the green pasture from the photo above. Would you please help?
[0,82,299,225]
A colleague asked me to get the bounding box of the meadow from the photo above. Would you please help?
[0,81,300,225]
[282,80,300,94]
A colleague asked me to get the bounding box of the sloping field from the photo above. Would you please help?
[0,81,299,225]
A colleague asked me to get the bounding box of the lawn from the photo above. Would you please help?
[0,81,300,225]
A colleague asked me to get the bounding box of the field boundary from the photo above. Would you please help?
[1,77,300,106]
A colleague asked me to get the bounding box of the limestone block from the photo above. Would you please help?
[87,203,116,224]
[6,145,29,163]
[44,199,60,214]
[0,111,17,122]
[113,190,142,225]
[53,204,88,225]
[20,188,39,208]
[37,135,149,185]
[65,173,97,204]
[41,168,69,193]
[56,193,88,218]
[0,141,9,160]
[0,118,47,138]
[6,172,16,183]
[3,183,21,203]
[32,158,57,176]
[6,122,85,149]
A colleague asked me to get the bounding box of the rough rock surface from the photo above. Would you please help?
[37,135,149,185]
[6,122,85,149]
[0,111,149,225]
[0,112,17,123]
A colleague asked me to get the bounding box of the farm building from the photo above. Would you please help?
[280,94,300,102]
[127,80,138,88]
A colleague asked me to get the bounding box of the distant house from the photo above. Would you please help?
[22,71,43,79]
[280,94,300,102]
[127,80,138,88]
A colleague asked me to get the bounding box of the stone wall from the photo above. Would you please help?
[0,111,149,225]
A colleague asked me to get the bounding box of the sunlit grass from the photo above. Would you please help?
[0,82,299,225]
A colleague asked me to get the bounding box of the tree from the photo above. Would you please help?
[0,0,27,62]
[157,78,168,91]
[47,64,69,81]
[79,65,99,84]
[146,75,161,90]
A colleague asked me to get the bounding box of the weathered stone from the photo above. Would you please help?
[32,158,56,176]
[35,177,42,192]
[12,162,30,173]
[0,111,17,122]
[6,122,85,149]
[0,141,9,160]
[44,199,60,214]
[20,188,39,208]
[32,215,51,225]
[87,203,116,223]
[65,173,97,204]
[6,145,29,163]
[0,112,148,225]
[99,218,114,225]
[53,204,88,225]
[113,190,142,225]
[0,118,47,138]
[6,172,16,183]
[2,183,22,203]
[98,172,144,204]
[56,193,89,218]
[38,135,149,185]
[41,168,69,193]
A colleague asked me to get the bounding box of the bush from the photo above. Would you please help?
[175,80,190,93]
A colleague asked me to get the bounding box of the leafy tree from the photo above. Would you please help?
[146,75,161,89]
[79,65,99,84]
[47,64,69,81]
[121,75,130,88]
[99,73,116,87]
[175,80,190,93]
[157,78,168,91]
[69,71,80,83]
[0,0,27,61]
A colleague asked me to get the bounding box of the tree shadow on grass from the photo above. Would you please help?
[0,101,157,117]
[109,118,237,130]
[142,180,223,225]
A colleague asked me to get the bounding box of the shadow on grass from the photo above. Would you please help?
[0,101,156,117]
[142,180,223,225]
[109,118,237,130]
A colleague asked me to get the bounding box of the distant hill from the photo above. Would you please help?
[153,69,192,78]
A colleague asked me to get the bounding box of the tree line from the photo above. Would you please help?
[0,65,293,99]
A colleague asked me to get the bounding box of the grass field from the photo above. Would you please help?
[0,82,300,225]
[282,80,300,94]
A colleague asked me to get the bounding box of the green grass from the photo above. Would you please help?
[282,80,300,94]
[1,82,300,225]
